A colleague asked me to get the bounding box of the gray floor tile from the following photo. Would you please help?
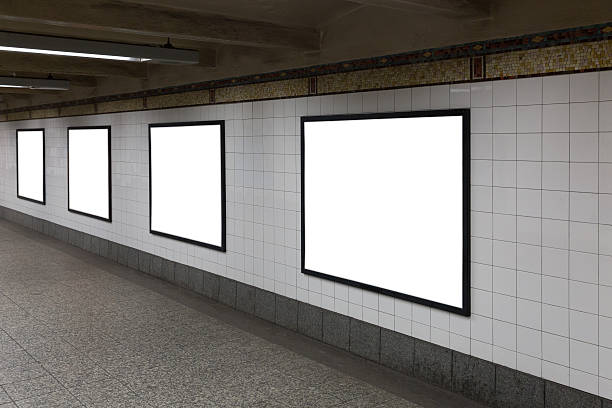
[0,220,461,408]
[13,389,82,408]
[2,375,63,402]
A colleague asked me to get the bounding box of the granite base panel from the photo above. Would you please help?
[1,205,610,408]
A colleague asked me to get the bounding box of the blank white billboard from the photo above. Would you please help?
[302,111,469,315]
[16,129,45,204]
[149,122,225,251]
[68,127,111,221]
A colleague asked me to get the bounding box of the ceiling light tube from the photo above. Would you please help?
[0,31,199,65]
[0,76,70,90]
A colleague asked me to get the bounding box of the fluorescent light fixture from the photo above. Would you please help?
[0,31,199,64]
[302,110,470,315]
[0,76,70,90]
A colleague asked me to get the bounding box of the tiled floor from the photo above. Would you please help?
[0,220,485,407]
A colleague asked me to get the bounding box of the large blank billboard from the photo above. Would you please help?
[16,129,45,204]
[149,121,225,251]
[301,110,470,315]
[67,127,111,221]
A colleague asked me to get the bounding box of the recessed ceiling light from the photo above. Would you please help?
[0,31,199,65]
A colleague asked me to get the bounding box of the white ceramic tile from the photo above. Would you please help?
[601,70,612,101]
[517,353,542,377]
[569,132,598,162]
[542,332,569,366]
[471,82,493,107]
[472,108,493,133]
[517,326,541,357]
[493,161,516,187]
[542,275,569,308]
[600,194,612,226]
[450,84,470,108]
[542,132,569,161]
[412,87,430,110]
[493,106,517,133]
[569,310,598,344]
[517,271,541,302]
[570,162,598,193]
[492,187,515,214]
[517,133,541,161]
[570,103,598,133]
[600,101,612,132]
[394,88,411,111]
[471,133,493,159]
[493,80,516,106]
[517,244,541,274]
[517,298,541,330]
[543,104,570,133]
[517,161,541,189]
[570,72,599,103]
[472,290,493,317]
[517,77,543,105]
[430,85,450,109]
[493,213,515,241]
[493,293,516,324]
[569,251,598,284]
[542,219,569,249]
[570,369,599,395]
[569,280,598,314]
[542,361,570,386]
[601,285,612,318]
[517,189,541,218]
[542,304,569,336]
[542,162,569,191]
[517,105,542,133]
[493,134,516,160]
[542,190,569,220]
[543,75,570,104]
[601,164,612,193]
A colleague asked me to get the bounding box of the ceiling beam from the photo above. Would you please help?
[0,0,320,50]
[349,0,489,17]
[0,51,148,78]
[0,71,98,88]
[0,88,62,95]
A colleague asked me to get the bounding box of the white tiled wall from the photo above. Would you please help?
[1,70,612,399]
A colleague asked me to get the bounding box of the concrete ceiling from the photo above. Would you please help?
[0,0,610,109]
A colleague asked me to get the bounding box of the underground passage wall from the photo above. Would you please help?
[1,29,612,407]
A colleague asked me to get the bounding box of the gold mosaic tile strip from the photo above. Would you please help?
[317,59,470,94]
[60,104,96,117]
[31,108,60,119]
[487,40,612,78]
[7,111,30,121]
[97,98,144,114]
[215,78,309,103]
[145,90,209,110]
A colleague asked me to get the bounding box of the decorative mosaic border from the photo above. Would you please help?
[0,22,611,120]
